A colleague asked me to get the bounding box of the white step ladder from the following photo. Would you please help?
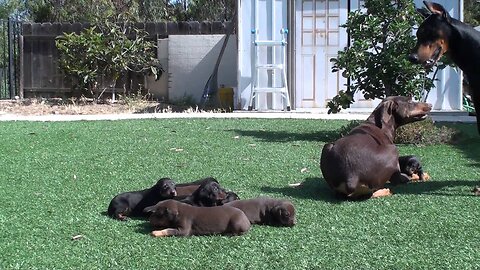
[248,0,291,111]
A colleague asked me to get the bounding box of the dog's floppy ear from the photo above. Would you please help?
[382,100,397,124]
[373,100,396,128]
[423,1,451,21]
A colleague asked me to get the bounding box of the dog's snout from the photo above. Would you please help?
[408,53,420,63]
[423,103,433,111]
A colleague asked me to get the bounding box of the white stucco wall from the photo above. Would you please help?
[167,35,237,104]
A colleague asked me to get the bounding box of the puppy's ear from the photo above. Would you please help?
[423,1,451,21]
[143,206,156,213]
[272,205,289,218]
[271,205,282,218]
[165,208,179,221]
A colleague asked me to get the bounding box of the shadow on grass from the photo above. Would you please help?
[388,179,479,196]
[260,177,342,203]
[261,178,478,202]
[441,123,480,167]
[231,129,341,143]
[134,222,153,235]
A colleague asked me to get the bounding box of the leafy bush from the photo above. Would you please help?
[56,19,162,99]
[337,118,460,145]
[329,0,435,113]
[395,118,460,145]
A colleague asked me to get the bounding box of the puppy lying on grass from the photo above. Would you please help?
[144,200,251,237]
[107,178,177,220]
[398,155,430,182]
[176,178,236,206]
[174,177,219,197]
[226,197,296,227]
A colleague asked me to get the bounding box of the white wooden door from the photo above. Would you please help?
[295,0,348,109]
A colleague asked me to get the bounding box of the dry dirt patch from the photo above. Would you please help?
[0,98,206,116]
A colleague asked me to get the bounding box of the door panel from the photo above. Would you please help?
[295,0,348,109]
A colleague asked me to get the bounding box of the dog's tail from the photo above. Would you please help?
[320,143,334,163]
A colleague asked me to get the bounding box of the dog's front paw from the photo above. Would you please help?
[371,188,393,198]
[422,172,430,181]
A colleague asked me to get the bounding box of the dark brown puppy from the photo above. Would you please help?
[320,96,432,199]
[144,199,251,237]
[226,197,296,227]
[178,179,228,206]
[222,191,240,204]
[175,177,219,197]
[107,178,177,220]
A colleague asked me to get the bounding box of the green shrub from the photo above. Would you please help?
[329,0,435,113]
[56,19,162,99]
[337,118,460,145]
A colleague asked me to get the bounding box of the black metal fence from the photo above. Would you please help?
[0,18,21,99]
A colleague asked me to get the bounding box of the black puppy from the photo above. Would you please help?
[398,155,427,181]
[178,179,228,207]
[107,178,177,220]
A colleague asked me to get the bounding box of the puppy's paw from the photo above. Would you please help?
[422,172,430,181]
[151,230,166,237]
[410,173,420,181]
[117,214,128,221]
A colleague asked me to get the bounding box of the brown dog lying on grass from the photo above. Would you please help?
[144,200,251,237]
[226,197,296,227]
[320,96,432,200]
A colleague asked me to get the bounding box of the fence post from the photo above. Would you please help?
[18,25,23,99]
[7,17,14,98]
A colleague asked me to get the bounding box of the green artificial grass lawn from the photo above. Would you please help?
[0,118,479,269]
